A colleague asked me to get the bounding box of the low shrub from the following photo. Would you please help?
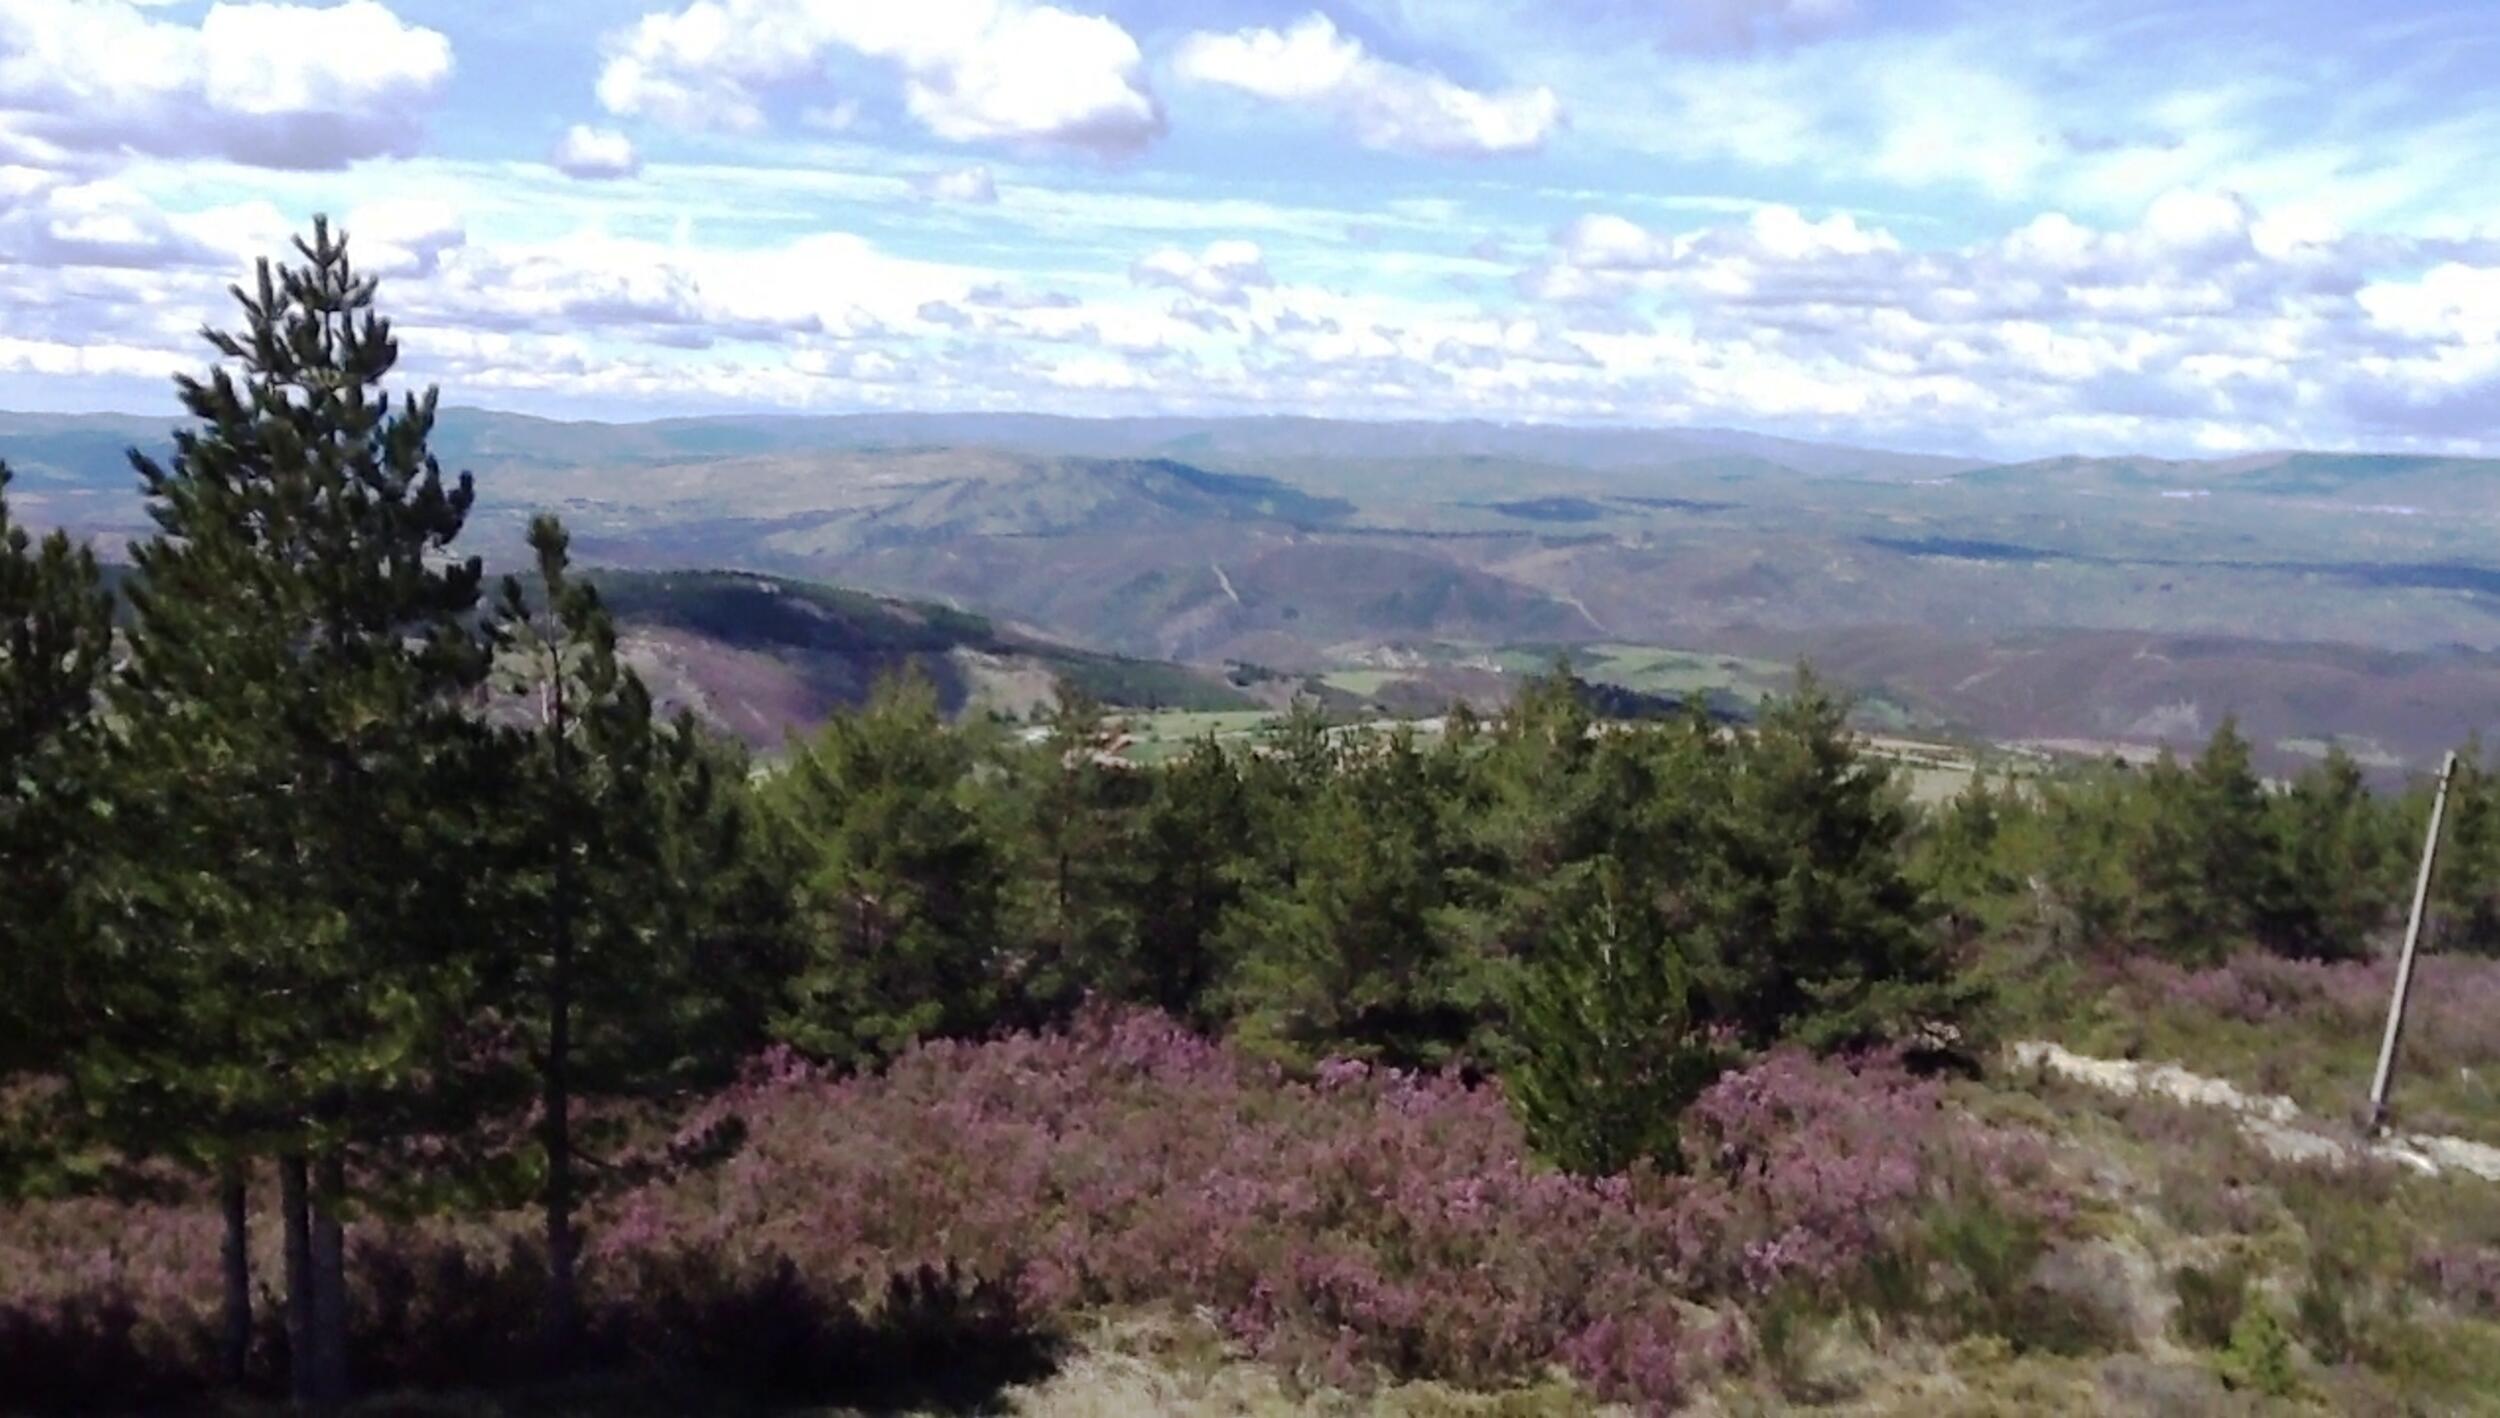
[2172,1256,2253,1350]
[2216,1303,2302,1398]
[0,1010,2063,1414]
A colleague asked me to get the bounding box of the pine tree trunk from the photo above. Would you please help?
[220,1160,251,1386]
[281,1154,313,1408]
[542,646,582,1375]
[310,1153,350,1406]
[543,907,578,1374]
[540,965,572,1380]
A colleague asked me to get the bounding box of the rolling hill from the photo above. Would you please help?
[587,570,1252,748]
[15,407,2500,770]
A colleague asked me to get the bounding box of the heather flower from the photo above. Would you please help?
[1,1007,2057,1412]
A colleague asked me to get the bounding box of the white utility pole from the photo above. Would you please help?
[2370,750,2459,1135]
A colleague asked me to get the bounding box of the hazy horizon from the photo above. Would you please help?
[0,400,2477,472]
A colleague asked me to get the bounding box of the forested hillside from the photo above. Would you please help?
[587,568,1252,745]
[14,225,2500,1416]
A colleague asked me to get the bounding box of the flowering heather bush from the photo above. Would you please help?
[2129,951,2386,1027]
[2117,951,2500,1068]
[0,1189,240,1411]
[602,1010,2065,1409]
[0,1010,2064,1413]
[1682,1049,2064,1298]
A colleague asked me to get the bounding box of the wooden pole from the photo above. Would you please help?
[2370,750,2458,1135]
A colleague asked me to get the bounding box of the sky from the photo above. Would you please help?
[0,0,2495,458]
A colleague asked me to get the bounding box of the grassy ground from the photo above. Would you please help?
[1946,1070,2500,1414]
[1317,669,1404,698]
[1578,644,1789,699]
[2275,737,2407,772]
[1121,699,1980,780]
[2000,945,2500,1149]
[1120,709,1280,762]
[1861,736,1985,806]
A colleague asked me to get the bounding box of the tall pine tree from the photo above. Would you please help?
[1224,726,1486,1066]
[0,462,115,1193]
[0,463,114,1077]
[490,514,749,1370]
[109,218,493,1406]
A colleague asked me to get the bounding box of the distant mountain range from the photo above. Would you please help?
[11,404,2492,505]
[11,407,2500,772]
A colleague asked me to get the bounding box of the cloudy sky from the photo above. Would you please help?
[0,0,2494,457]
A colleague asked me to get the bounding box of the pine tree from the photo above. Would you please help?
[1915,774,2019,944]
[1711,670,1967,1050]
[650,724,806,1069]
[999,684,1149,1017]
[766,669,1009,1066]
[489,514,699,1369]
[2129,746,2212,955]
[2269,745,2398,960]
[2189,717,2281,946]
[1507,858,1727,1175]
[2024,761,2147,951]
[1130,736,1254,1024]
[1465,680,1733,1066]
[2433,739,2500,954]
[0,463,116,1202]
[2125,719,2283,961]
[0,462,114,1083]
[1466,664,1604,962]
[1224,726,1483,1065]
[105,218,493,1406]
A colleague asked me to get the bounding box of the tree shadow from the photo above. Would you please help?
[0,1238,1062,1416]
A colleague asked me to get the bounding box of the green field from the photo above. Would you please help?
[1318,668,1403,697]
[1120,709,1280,762]
[1579,642,1789,697]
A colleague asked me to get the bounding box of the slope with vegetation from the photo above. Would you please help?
[24,362,2500,777]
[15,222,2500,1417]
[588,568,1251,747]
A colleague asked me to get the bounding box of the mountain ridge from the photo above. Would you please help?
[22,405,2490,480]
[15,407,2500,770]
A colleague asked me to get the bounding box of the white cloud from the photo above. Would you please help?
[0,176,216,268]
[395,227,983,352]
[0,0,452,170]
[2361,264,2500,346]
[597,0,1164,156]
[1503,191,2500,449]
[341,197,465,277]
[912,163,997,203]
[1527,203,1899,303]
[1172,13,1561,157]
[15,144,2500,457]
[551,124,641,179]
[1129,239,1271,306]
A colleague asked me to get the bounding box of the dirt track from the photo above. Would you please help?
[2010,1040,2500,1182]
